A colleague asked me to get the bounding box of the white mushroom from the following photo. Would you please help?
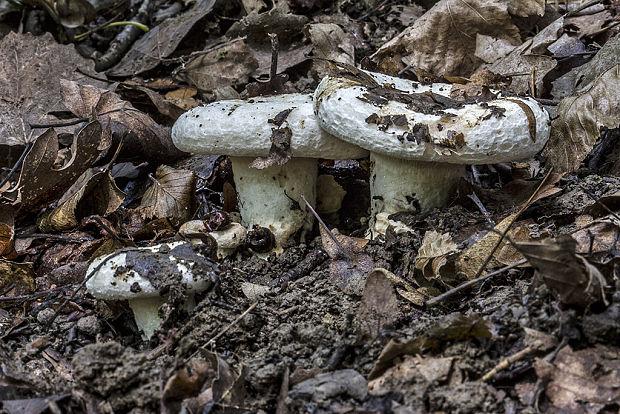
[85,241,217,339]
[179,220,247,258]
[314,71,551,235]
[172,94,368,251]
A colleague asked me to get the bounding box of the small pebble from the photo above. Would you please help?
[76,315,102,336]
[36,308,56,325]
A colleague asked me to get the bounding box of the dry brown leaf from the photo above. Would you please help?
[37,168,125,232]
[0,122,104,213]
[354,269,400,340]
[488,17,562,94]
[368,313,492,380]
[415,231,458,283]
[543,64,620,174]
[0,32,107,168]
[0,205,16,259]
[107,0,217,76]
[534,345,620,412]
[319,226,373,295]
[307,23,355,72]
[457,213,517,279]
[0,258,35,300]
[515,235,608,307]
[60,80,185,164]
[139,165,197,225]
[371,0,538,77]
[178,39,259,93]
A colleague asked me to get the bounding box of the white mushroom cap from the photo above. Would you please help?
[314,72,550,163]
[171,94,368,159]
[86,241,214,300]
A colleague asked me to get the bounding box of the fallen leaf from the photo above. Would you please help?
[0,32,107,168]
[1,122,104,213]
[371,0,542,77]
[515,235,608,307]
[177,38,259,93]
[0,205,15,259]
[353,269,400,340]
[37,167,125,232]
[320,226,373,295]
[543,64,620,174]
[534,344,620,413]
[369,313,492,379]
[60,79,185,163]
[415,231,459,283]
[139,165,197,225]
[0,258,35,299]
[107,0,217,76]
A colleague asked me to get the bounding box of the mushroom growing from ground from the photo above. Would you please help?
[314,70,551,235]
[172,94,368,251]
[86,241,218,338]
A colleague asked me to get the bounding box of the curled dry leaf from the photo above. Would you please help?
[139,165,197,225]
[415,231,458,283]
[371,0,542,77]
[543,64,620,174]
[0,258,36,299]
[60,79,185,164]
[0,205,16,259]
[0,122,104,213]
[37,167,125,232]
[515,235,608,307]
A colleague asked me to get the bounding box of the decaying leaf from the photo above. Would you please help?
[60,80,185,163]
[37,168,125,232]
[0,32,107,168]
[534,344,620,413]
[0,122,104,213]
[371,0,541,77]
[415,231,458,283]
[320,226,373,295]
[0,205,15,259]
[543,64,620,174]
[107,0,217,76]
[307,23,355,75]
[353,269,400,340]
[178,38,259,93]
[515,235,608,307]
[139,165,197,225]
[368,313,493,380]
[0,258,35,299]
[457,213,517,279]
[488,17,561,94]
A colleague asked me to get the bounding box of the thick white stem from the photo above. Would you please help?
[370,152,464,235]
[230,157,317,250]
[128,296,166,339]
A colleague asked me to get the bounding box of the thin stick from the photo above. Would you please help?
[185,301,258,363]
[300,194,352,262]
[426,259,527,307]
[578,183,620,223]
[480,339,544,382]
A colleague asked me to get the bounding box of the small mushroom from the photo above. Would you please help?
[172,94,368,250]
[85,241,218,339]
[314,71,551,235]
[179,220,247,258]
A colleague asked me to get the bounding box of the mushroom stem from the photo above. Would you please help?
[370,152,464,235]
[230,156,317,250]
[127,296,166,339]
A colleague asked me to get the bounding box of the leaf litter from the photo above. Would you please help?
[1,1,620,413]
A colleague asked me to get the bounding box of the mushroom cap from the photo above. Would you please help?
[313,72,551,164]
[171,94,368,159]
[86,242,216,300]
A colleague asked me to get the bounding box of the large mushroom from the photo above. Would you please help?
[314,70,551,235]
[172,94,367,251]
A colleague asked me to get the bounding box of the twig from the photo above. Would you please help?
[480,339,545,382]
[30,118,89,129]
[565,0,602,16]
[268,32,278,82]
[577,183,620,223]
[300,194,352,262]
[0,140,32,190]
[425,259,527,307]
[185,301,258,363]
